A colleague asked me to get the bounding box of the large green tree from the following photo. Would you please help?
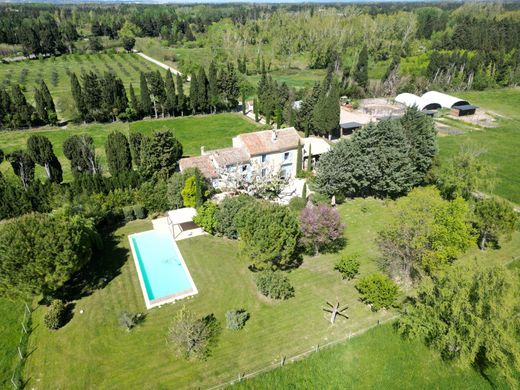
[27,135,62,183]
[378,186,475,283]
[353,45,369,90]
[139,72,152,117]
[399,263,520,386]
[473,197,518,250]
[0,212,98,299]
[63,134,99,175]
[236,201,301,270]
[140,130,183,180]
[164,69,177,116]
[105,131,132,176]
[7,150,35,188]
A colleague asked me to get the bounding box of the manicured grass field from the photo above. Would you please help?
[0,299,24,389]
[23,198,395,389]
[0,113,260,181]
[0,53,160,120]
[233,323,496,390]
[247,68,327,89]
[437,88,520,204]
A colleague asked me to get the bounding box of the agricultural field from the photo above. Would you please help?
[0,52,161,120]
[0,299,24,389]
[0,113,260,182]
[23,198,396,389]
[437,88,520,204]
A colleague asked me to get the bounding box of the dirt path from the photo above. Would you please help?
[135,51,191,81]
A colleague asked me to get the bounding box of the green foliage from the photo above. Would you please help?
[105,131,132,176]
[236,202,301,270]
[181,176,198,208]
[254,270,295,300]
[214,194,255,239]
[334,254,360,280]
[194,201,219,234]
[353,45,368,90]
[27,135,62,183]
[44,300,67,330]
[355,273,398,311]
[225,309,249,330]
[122,206,135,222]
[0,212,98,299]
[122,36,136,52]
[398,263,520,387]
[132,204,147,219]
[378,187,475,283]
[136,180,169,213]
[288,196,306,213]
[7,149,35,188]
[168,306,221,361]
[119,311,144,331]
[140,130,183,180]
[473,197,518,250]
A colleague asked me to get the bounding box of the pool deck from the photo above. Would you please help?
[128,227,199,310]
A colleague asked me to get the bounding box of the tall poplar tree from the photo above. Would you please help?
[164,70,177,116]
[70,72,87,122]
[105,131,132,176]
[208,60,219,113]
[176,73,185,116]
[139,72,152,117]
[189,72,198,114]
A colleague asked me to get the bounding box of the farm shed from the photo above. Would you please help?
[451,104,478,117]
[395,93,441,111]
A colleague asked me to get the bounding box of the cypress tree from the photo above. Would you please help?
[307,144,312,172]
[0,88,12,129]
[275,107,283,129]
[82,72,102,121]
[312,79,340,137]
[253,98,259,122]
[39,80,56,124]
[70,72,87,122]
[189,72,198,114]
[354,45,369,90]
[176,73,185,116]
[296,140,302,176]
[129,132,143,168]
[139,72,152,117]
[225,62,240,109]
[27,135,62,183]
[241,89,247,115]
[7,150,35,188]
[128,83,141,119]
[34,87,48,124]
[10,85,34,128]
[164,70,177,116]
[208,60,219,113]
[105,131,132,176]
[197,67,209,113]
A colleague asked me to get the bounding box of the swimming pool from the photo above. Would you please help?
[129,230,198,309]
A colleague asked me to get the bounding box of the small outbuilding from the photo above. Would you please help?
[451,104,478,117]
[395,92,441,112]
[339,121,363,136]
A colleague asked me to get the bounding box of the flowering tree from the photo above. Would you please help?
[217,160,288,200]
[299,204,345,255]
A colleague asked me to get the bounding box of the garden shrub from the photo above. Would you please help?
[335,254,360,280]
[215,194,255,239]
[122,206,135,222]
[300,204,345,255]
[225,309,250,330]
[44,300,67,330]
[194,201,219,234]
[356,273,399,311]
[254,270,295,300]
[133,204,147,219]
[119,311,145,331]
[288,196,306,213]
[309,192,330,206]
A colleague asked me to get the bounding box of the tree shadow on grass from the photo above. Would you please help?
[54,226,130,302]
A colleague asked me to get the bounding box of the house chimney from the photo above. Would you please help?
[201,146,205,155]
[271,129,277,142]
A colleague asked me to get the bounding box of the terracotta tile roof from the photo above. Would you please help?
[235,127,301,156]
[179,155,218,179]
[209,147,250,167]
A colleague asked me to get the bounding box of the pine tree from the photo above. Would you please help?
[164,70,177,116]
[208,61,219,113]
[354,45,369,90]
[176,73,185,116]
[139,72,152,117]
[70,72,87,122]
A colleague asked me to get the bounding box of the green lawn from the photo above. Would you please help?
[247,68,326,89]
[23,198,395,389]
[0,113,259,181]
[0,53,161,120]
[437,88,520,204]
[233,323,497,390]
[0,299,24,389]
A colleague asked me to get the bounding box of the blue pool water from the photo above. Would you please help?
[131,230,193,301]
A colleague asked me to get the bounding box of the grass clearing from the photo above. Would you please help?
[437,88,520,204]
[23,198,395,389]
[0,53,161,120]
[0,299,24,389]
[233,323,496,390]
[0,113,260,181]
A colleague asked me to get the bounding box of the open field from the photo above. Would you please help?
[23,198,395,389]
[437,88,520,204]
[0,52,161,120]
[0,299,24,389]
[0,113,260,182]
[233,323,498,389]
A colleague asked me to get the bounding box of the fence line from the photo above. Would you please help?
[10,302,32,390]
[206,315,399,390]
